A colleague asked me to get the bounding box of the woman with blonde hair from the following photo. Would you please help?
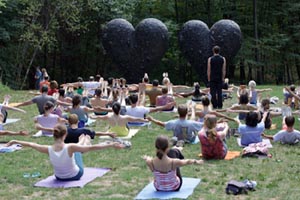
[198,114,229,159]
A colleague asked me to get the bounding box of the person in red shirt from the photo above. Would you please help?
[39,76,50,92]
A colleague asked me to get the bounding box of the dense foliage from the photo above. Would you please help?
[0,0,299,88]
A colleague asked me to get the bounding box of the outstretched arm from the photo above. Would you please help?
[14,100,33,108]
[1,105,26,113]
[210,111,239,123]
[256,88,272,93]
[0,130,29,136]
[262,133,274,140]
[68,142,124,154]
[126,116,149,123]
[149,102,176,113]
[174,158,204,168]
[95,131,116,138]
[5,140,48,154]
[147,115,165,127]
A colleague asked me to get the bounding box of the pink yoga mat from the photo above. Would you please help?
[34,167,110,188]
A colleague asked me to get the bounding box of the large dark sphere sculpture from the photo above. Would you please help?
[179,19,242,84]
[102,18,168,83]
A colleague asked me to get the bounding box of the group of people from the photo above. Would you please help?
[2,46,300,192]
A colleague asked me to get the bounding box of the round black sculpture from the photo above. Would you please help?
[179,19,242,84]
[102,18,168,83]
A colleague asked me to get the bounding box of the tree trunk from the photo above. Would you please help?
[240,59,245,84]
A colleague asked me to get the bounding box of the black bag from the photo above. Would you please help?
[226,180,248,195]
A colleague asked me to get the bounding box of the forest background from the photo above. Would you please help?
[0,0,299,89]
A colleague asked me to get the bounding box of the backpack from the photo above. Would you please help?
[226,180,248,195]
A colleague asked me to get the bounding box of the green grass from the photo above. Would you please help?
[1,85,300,199]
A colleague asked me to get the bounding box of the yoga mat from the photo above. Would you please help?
[34,167,110,188]
[224,151,241,160]
[0,143,22,153]
[135,177,201,200]
[3,118,20,126]
[237,138,273,148]
[99,129,139,140]
[198,151,240,160]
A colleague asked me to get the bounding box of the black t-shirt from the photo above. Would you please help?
[65,127,95,143]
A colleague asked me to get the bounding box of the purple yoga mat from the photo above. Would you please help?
[34,167,110,188]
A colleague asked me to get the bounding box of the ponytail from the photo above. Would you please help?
[206,128,217,142]
[156,149,164,159]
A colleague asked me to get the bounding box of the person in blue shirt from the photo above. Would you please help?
[34,66,42,90]
[238,111,267,146]
[147,104,203,144]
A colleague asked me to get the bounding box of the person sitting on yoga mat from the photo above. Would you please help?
[65,114,116,143]
[198,114,229,160]
[176,82,209,102]
[5,124,124,181]
[155,87,175,111]
[65,95,111,127]
[142,135,203,192]
[194,96,237,123]
[125,93,175,125]
[91,102,148,137]
[34,101,68,136]
[90,89,110,116]
[238,111,268,146]
[222,93,257,121]
[263,116,300,145]
[147,104,203,144]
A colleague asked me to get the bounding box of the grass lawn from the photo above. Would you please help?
[1,84,300,200]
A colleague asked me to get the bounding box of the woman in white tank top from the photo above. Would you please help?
[5,124,124,180]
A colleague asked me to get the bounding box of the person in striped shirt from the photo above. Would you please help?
[143,135,203,191]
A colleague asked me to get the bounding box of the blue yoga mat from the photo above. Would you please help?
[135,177,201,200]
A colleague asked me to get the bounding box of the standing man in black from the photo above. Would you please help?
[207,46,226,109]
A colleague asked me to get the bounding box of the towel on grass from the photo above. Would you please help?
[198,151,240,160]
[99,129,140,140]
[34,167,110,188]
[237,138,273,148]
[3,118,20,126]
[0,143,22,153]
[135,177,201,200]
